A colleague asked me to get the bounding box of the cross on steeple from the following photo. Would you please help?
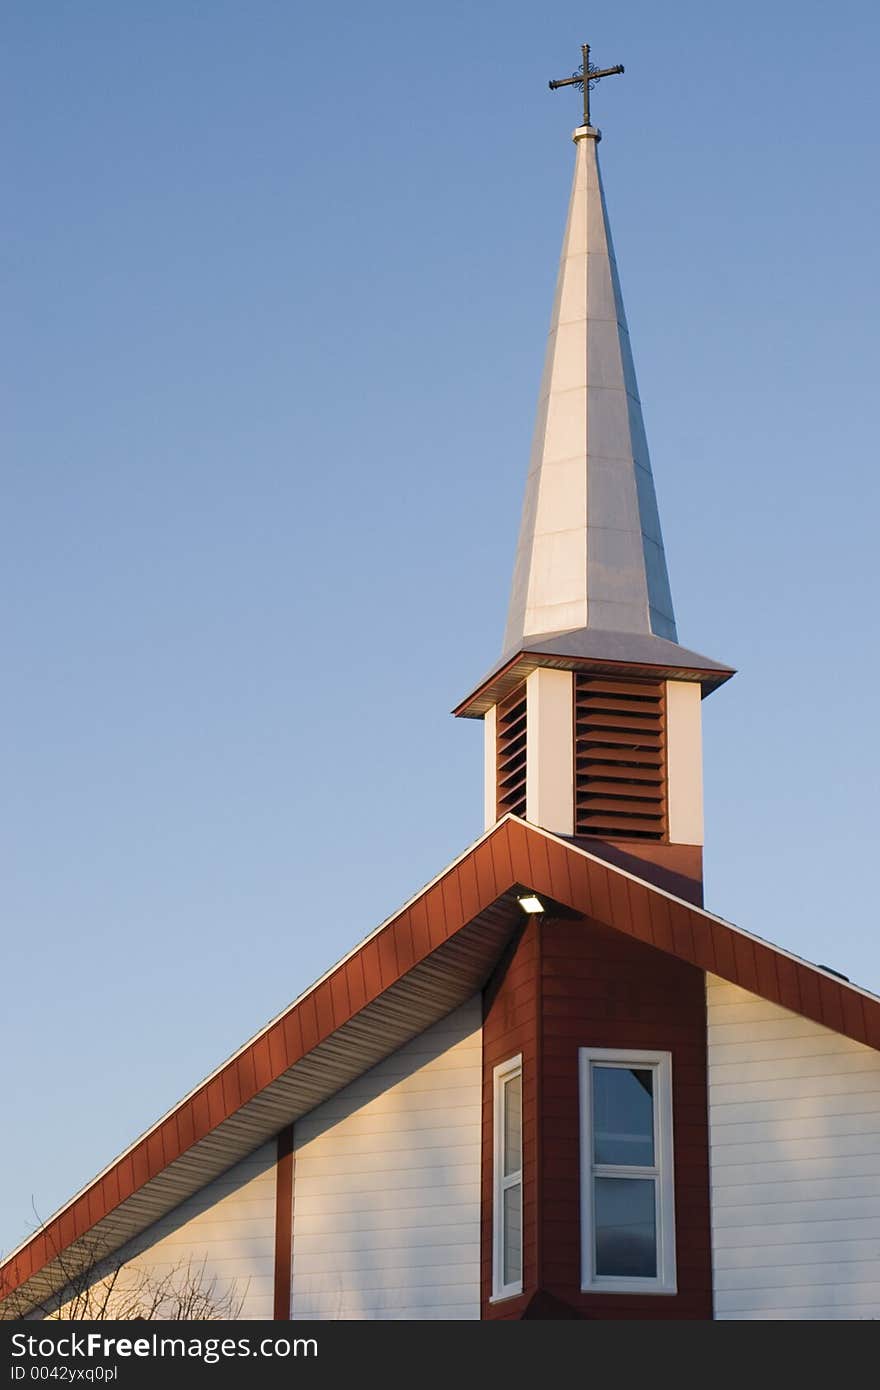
[548,42,624,127]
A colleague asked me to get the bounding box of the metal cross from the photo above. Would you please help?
[548,43,624,127]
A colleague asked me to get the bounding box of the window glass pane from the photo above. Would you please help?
[503,1074,522,1177]
[503,1183,522,1285]
[594,1176,657,1278]
[592,1065,654,1166]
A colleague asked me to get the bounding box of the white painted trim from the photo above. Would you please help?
[524,668,574,835]
[491,1054,523,1301]
[665,680,703,845]
[578,1047,676,1294]
[483,705,498,831]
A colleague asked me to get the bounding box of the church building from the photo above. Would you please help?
[4,52,880,1323]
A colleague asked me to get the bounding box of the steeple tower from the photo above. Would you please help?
[504,120,677,652]
[455,65,733,905]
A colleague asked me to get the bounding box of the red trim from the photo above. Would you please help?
[579,841,704,907]
[3,817,876,1306]
[538,915,711,1319]
[273,1126,294,1321]
[534,910,544,1296]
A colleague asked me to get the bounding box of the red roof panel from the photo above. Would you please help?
[4,815,877,1311]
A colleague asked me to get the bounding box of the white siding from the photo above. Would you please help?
[707,974,880,1320]
[56,1143,276,1320]
[291,997,482,1320]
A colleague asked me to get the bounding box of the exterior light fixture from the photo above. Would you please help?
[517,894,545,915]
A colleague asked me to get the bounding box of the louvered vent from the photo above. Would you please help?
[496,685,527,819]
[574,676,666,840]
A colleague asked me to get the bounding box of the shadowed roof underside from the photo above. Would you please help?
[454,626,735,717]
[3,817,876,1316]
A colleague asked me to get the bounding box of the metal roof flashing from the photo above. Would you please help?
[453,629,735,718]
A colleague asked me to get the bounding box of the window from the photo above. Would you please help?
[578,1048,676,1294]
[492,1055,523,1299]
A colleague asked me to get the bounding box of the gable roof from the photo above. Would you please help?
[3,814,878,1315]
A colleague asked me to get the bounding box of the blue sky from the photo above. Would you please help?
[2,0,879,1255]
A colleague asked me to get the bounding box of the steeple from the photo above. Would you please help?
[505,122,677,652]
[455,61,734,907]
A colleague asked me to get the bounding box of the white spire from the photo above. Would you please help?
[504,126,676,654]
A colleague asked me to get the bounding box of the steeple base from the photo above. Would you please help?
[570,838,704,908]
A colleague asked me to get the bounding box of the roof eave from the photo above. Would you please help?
[7,815,873,1319]
[453,644,736,718]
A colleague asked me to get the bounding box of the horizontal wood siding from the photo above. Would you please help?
[56,1144,276,1319]
[14,817,878,1314]
[540,917,712,1319]
[291,999,481,1319]
[708,975,880,1319]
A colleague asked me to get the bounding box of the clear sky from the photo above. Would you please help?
[2,0,879,1256]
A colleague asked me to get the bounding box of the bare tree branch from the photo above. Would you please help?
[1,1219,246,1321]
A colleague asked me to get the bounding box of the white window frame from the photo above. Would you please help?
[491,1054,523,1301]
[578,1047,676,1295]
